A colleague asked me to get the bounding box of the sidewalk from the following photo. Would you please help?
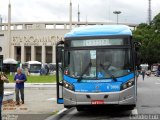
[4,83,57,102]
[2,87,64,120]
[4,83,56,89]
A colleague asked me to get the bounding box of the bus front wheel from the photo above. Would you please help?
[125,105,136,110]
[76,106,85,111]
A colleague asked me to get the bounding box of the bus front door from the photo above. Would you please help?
[56,42,64,104]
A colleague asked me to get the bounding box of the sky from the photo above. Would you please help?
[0,0,160,24]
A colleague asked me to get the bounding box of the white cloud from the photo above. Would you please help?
[0,0,160,24]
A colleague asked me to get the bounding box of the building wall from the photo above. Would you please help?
[0,22,137,64]
[0,34,10,59]
[0,22,70,63]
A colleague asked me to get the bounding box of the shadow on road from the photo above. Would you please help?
[75,106,132,117]
[53,106,133,120]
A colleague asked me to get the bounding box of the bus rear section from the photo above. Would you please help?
[56,25,139,111]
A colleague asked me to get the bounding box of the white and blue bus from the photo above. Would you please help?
[21,61,42,75]
[56,25,140,111]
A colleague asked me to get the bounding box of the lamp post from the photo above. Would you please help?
[113,11,121,24]
[8,0,11,58]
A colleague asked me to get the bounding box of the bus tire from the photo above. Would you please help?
[125,105,136,110]
[64,105,72,109]
[76,106,84,111]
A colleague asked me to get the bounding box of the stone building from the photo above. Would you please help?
[0,21,137,64]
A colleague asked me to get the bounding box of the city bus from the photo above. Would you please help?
[56,25,140,111]
[21,61,42,75]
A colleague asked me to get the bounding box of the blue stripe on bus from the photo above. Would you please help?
[73,82,121,92]
[57,98,64,104]
[64,73,134,84]
[63,73,134,92]
[117,73,134,83]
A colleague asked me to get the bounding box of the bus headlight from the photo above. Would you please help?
[120,79,134,90]
[63,81,74,91]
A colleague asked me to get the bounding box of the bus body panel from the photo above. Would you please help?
[64,73,134,85]
[63,85,136,107]
[63,73,136,106]
[63,73,134,93]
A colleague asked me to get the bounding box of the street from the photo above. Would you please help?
[2,75,160,120]
[2,85,63,120]
[47,75,160,120]
[137,75,160,114]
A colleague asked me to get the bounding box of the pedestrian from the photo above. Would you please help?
[146,70,151,77]
[14,68,27,105]
[141,69,146,80]
[0,73,9,120]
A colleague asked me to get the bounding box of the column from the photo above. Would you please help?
[22,24,25,30]
[42,45,46,63]
[52,45,56,63]
[54,24,56,29]
[64,24,67,29]
[21,46,24,63]
[31,46,35,61]
[10,46,15,59]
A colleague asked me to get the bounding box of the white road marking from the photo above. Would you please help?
[155,83,160,85]
[57,108,67,115]
[47,98,56,101]
[131,108,138,115]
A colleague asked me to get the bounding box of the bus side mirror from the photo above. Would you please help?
[135,52,141,69]
[134,41,141,51]
[134,41,141,69]
[56,46,64,63]
[56,41,64,63]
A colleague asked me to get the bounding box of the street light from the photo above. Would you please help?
[113,11,121,24]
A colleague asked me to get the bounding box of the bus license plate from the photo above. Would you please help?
[91,100,104,105]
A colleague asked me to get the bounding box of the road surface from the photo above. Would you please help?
[47,75,160,120]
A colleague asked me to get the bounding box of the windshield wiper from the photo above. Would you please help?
[100,63,117,82]
[77,62,92,82]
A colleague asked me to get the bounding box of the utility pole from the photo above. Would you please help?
[78,4,80,23]
[148,0,152,25]
[0,15,2,23]
[113,11,121,24]
[69,0,72,29]
[0,15,2,30]
[8,0,11,58]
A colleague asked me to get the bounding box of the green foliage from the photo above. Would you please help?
[133,13,160,64]
[7,75,56,83]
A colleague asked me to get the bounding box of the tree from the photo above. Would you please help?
[133,13,160,64]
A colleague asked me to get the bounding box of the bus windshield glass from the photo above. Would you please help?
[64,49,133,79]
[30,64,41,72]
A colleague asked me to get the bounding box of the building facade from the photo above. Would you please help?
[0,21,137,64]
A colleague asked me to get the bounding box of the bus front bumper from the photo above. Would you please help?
[63,86,136,107]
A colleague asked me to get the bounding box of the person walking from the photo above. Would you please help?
[14,68,27,105]
[141,69,146,80]
[0,74,9,120]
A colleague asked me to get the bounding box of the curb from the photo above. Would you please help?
[45,108,75,120]
[4,83,57,89]
[4,83,56,85]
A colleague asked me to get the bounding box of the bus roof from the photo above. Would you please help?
[65,25,132,38]
[26,61,41,64]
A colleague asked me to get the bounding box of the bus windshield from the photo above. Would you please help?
[30,64,41,72]
[64,49,133,79]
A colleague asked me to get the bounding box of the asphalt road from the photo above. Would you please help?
[137,75,160,114]
[47,75,160,120]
